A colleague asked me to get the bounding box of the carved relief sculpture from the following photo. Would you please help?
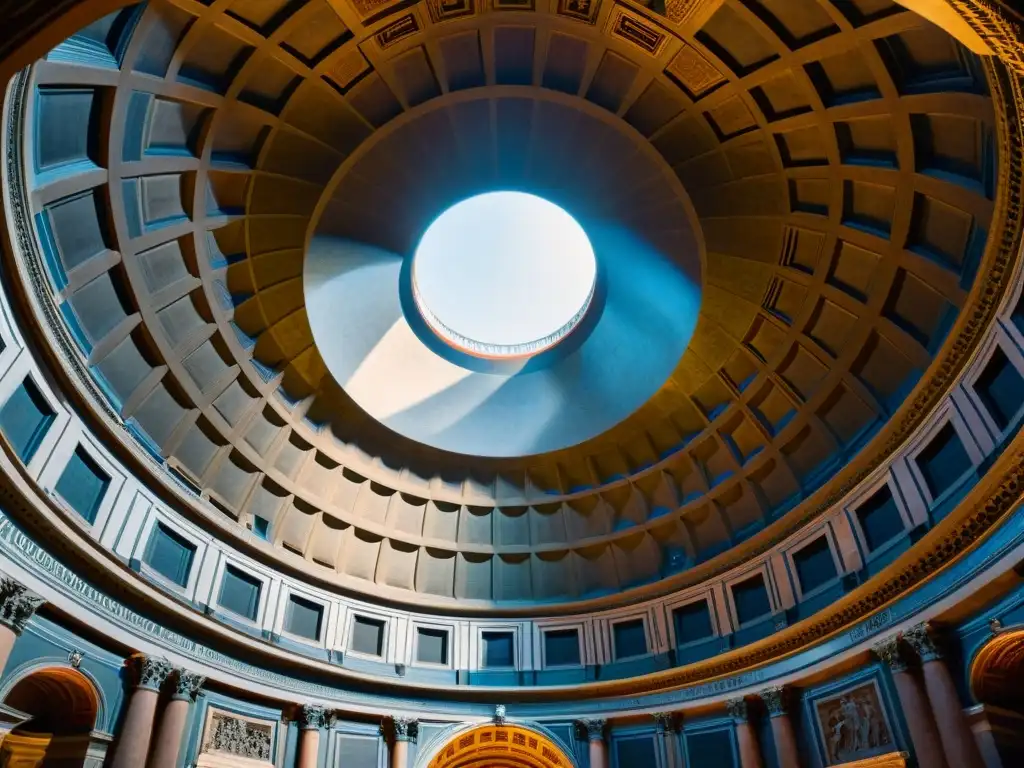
[202,712,273,761]
[815,680,894,766]
[0,577,43,634]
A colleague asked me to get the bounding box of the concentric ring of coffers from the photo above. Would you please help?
[8,0,1004,610]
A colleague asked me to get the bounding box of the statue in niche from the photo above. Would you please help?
[815,681,893,765]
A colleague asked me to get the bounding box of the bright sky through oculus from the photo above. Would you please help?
[412,191,597,358]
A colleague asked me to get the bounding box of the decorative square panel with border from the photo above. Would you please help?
[665,41,725,99]
[427,0,476,24]
[325,48,371,93]
[557,0,600,25]
[349,0,414,23]
[608,6,667,56]
[198,708,276,767]
[814,679,895,766]
[493,0,535,9]
[376,14,421,50]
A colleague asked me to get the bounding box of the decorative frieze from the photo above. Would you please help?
[202,711,273,761]
[0,576,43,634]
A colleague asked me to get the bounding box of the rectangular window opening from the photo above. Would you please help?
[143,522,196,587]
[793,536,839,594]
[350,615,385,657]
[855,485,905,552]
[416,628,449,665]
[915,422,971,498]
[544,628,581,667]
[612,619,647,660]
[55,446,110,524]
[481,631,515,668]
[285,594,323,641]
[0,379,56,463]
[218,564,262,621]
[732,574,771,625]
[673,600,714,644]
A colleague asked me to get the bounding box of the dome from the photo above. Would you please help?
[0,1,1023,767]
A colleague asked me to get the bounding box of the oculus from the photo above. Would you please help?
[411,192,597,359]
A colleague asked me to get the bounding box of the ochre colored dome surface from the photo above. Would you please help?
[14,0,1004,607]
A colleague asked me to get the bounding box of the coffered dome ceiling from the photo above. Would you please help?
[17,0,1002,605]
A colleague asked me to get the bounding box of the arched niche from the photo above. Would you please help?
[0,666,101,767]
[970,628,1024,711]
[415,722,579,768]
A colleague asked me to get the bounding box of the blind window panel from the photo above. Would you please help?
[673,600,714,644]
[416,628,449,665]
[144,523,195,587]
[733,574,771,625]
[915,422,971,498]
[544,629,581,666]
[856,486,905,552]
[218,565,262,621]
[285,595,323,641]
[351,616,385,656]
[482,631,515,667]
[793,536,838,594]
[613,619,647,660]
[0,379,56,463]
[55,447,110,524]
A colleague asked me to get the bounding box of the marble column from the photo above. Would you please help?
[148,669,203,768]
[390,717,417,768]
[0,577,44,675]
[298,705,329,768]
[653,712,680,768]
[726,698,764,768]
[904,624,986,768]
[873,636,948,768]
[760,686,800,768]
[110,655,172,768]
[576,719,607,768]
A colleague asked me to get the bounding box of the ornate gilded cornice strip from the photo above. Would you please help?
[950,0,1024,77]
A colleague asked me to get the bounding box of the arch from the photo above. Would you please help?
[0,666,100,767]
[414,722,579,768]
[0,659,108,733]
[969,628,1024,710]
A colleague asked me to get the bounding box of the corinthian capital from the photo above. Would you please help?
[872,635,908,673]
[300,704,332,730]
[725,698,748,722]
[392,717,418,742]
[172,669,205,701]
[575,719,606,742]
[759,685,789,717]
[904,623,943,663]
[131,654,172,691]
[0,577,43,635]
